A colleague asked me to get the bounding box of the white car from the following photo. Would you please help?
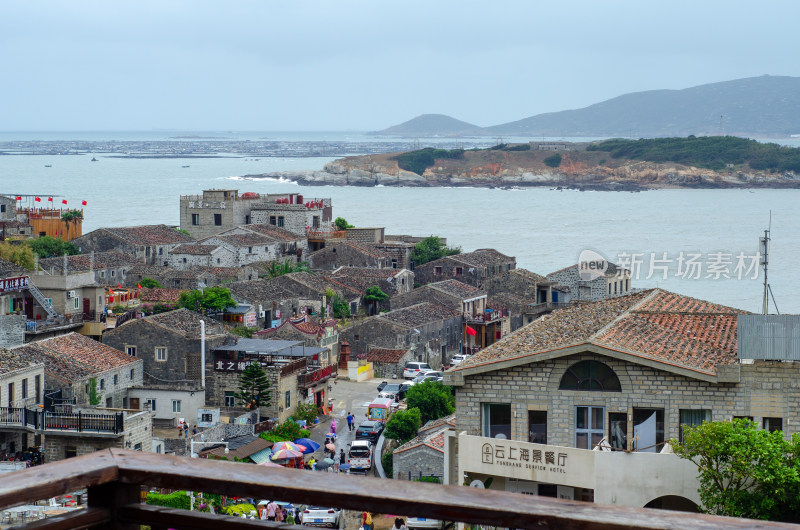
[414,371,443,383]
[302,506,341,528]
[407,516,444,529]
[449,354,470,367]
[403,361,433,379]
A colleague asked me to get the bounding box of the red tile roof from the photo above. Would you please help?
[366,348,409,363]
[140,288,183,303]
[456,289,748,376]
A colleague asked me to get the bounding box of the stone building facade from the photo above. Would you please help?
[200,233,286,267]
[414,249,516,287]
[250,203,325,236]
[547,262,631,302]
[179,189,264,240]
[167,244,236,270]
[308,241,392,270]
[393,416,455,480]
[72,225,195,266]
[39,251,142,288]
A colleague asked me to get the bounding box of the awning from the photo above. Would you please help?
[249,447,273,465]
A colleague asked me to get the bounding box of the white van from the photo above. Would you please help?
[347,440,373,471]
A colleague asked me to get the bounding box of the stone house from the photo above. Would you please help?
[206,338,334,423]
[547,262,632,302]
[326,267,414,298]
[0,351,45,455]
[124,265,258,290]
[0,195,17,220]
[11,332,143,409]
[375,239,415,270]
[339,302,462,370]
[166,244,236,270]
[27,269,106,341]
[265,272,362,316]
[200,232,285,267]
[102,308,229,390]
[127,385,206,428]
[179,189,266,239]
[393,415,455,480]
[222,223,308,261]
[414,249,516,287]
[39,251,142,287]
[364,347,413,379]
[250,195,331,236]
[308,241,393,270]
[226,279,300,330]
[72,225,195,266]
[0,220,33,238]
[443,289,794,507]
[255,318,339,366]
[483,268,561,328]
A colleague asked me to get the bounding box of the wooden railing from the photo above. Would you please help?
[0,449,793,529]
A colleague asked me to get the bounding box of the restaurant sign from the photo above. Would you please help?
[213,353,256,373]
[459,434,595,489]
[0,276,29,294]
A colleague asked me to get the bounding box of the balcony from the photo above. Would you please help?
[464,308,508,324]
[297,365,336,389]
[0,448,784,529]
[0,407,124,435]
[25,314,84,334]
[305,226,346,240]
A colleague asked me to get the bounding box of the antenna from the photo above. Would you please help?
[760,211,777,314]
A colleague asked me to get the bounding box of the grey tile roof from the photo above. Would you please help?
[380,302,461,328]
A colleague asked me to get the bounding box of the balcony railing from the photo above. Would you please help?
[0,407,124,434]
[297,365,336,388]
[305,226,346,240]
[0,449,789,530]
[464,308,508,324]
[25,314,84,333]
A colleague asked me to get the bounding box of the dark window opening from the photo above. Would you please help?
[191,213,199,225]
[559,360,621,391]
[214,213,222,226]
[528,410,547,444]
[609,412,627,450]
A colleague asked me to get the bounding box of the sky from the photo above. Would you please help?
[1,1,798,132]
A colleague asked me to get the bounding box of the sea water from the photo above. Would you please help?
[1,132,798,313]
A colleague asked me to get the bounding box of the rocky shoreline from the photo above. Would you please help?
[239,158,800,191]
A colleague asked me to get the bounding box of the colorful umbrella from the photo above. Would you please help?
[323,458,335,465]
[294,438,321,454]
[325,443,336,451]
[272,441,304,453]
[262,461,283,468]
[271,448,304,460]
[338,463,351,470]
[315,461,330,470]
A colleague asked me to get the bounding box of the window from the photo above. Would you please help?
[73,297,80,310]
[172,400,181,413]
[392,259,398,269]
[575,406,604,449]
[113,375,118,385]
[679,409,711,442]
[214,213,222,226]
[354,334,359,341]
[183,257,187,263]
[0,204,4,213]
[269,216,277,225]
[764,417,783,433]
[434,266,442,276]
[99,379,105,390]
[130,369,135,380]
[35,375,41,404]
[455,267,463,276]
[126,346,136,357]
[626,279,629,291]
[6,383,12,406]
[21,379,27,398]
[111,270,116,277]
[632,408,664,453]
[201,412,213,423]
[145,398,156,411]
[248,246,253,254]
[559,360,621,391]
[158,247,163,256]
[191,213,199,225]
[734,415,754,421]
[156,347,167,361]
[100,271,105,278]
[481,403,511,439]
[224,391,236,407]
[277,216,285,227]
[285,390,291,409]
[608,283,611,295]
[134,443,142,451]
[528,410,547,444]
[64,446,77,459]
[609,412,627,450]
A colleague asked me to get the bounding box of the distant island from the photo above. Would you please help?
[242,136,800,191]
[372,75,800,138]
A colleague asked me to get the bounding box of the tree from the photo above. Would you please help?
[364,286,388,315]
[384,407,421,444]
[405,381,455,424]
[543,153,562,168]
[178,286,237,314]
[410,236,461,267]
[263,259,311,279]
[88,378,101,406]
[334,217,354,231]
[26,236,80,259]
[0,241,36,270]
[139,277,162,289]
[61,210,83,238]
[230,326,257,338]
[672,419,800,521]
[234,363,272,410]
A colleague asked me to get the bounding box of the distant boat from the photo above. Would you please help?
[182,165,190,168]
[91,157,98,162]
[44,164,52,168]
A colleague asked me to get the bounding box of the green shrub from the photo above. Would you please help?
[382,451,393,478]
[393,148,464,175]
[293,402,318,424]
[543,153,562,168]
[413,476,442,484]
[259,419,311,443]
[146,490,191,510]
[222,503,256,517]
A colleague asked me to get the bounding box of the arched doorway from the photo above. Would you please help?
[644,495,699,512]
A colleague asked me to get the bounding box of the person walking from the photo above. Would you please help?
[346,412,354,431]
[340,449,346,467]
[331,419,337,434]
[266,500,278,521]
[361,511,373,530]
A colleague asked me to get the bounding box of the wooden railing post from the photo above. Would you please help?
[88,480,139,529]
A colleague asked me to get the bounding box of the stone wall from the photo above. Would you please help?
[455,352,800,448]
[345,227,384,244]
[251,205,318,236]
[393,444,444,480]
[1,364,45,407]
[308,243,389,270]
[0,314,25,348]
[179,193,256,240]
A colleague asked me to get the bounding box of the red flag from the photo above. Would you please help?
[34,197,41,202]
[465,325,477,336]
[81,200,87,206]
[118,283,122,288]
[62,199,67,205]
[137,283,142,289]
[48,197,53,202]
[14,196,21,201]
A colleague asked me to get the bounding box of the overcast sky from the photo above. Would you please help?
[1,1,797,131]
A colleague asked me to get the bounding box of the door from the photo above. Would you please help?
[24,297,34,319]
[129,398,140,410]
[82,298,91,319]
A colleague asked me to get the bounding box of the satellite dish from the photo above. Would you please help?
[469,480,485,489]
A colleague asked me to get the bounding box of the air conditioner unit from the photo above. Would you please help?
[67,290,76,299]
[259,311,266,318]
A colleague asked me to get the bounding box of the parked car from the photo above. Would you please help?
[302,506,341,528]
[355,420,385,444]
[407,516,445,529]
[403,361,433,379]
[378,383,409,401]
[415,371,444,383]
[347,440,374,471]
[449,354,470,367]
[377,380,389,392]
